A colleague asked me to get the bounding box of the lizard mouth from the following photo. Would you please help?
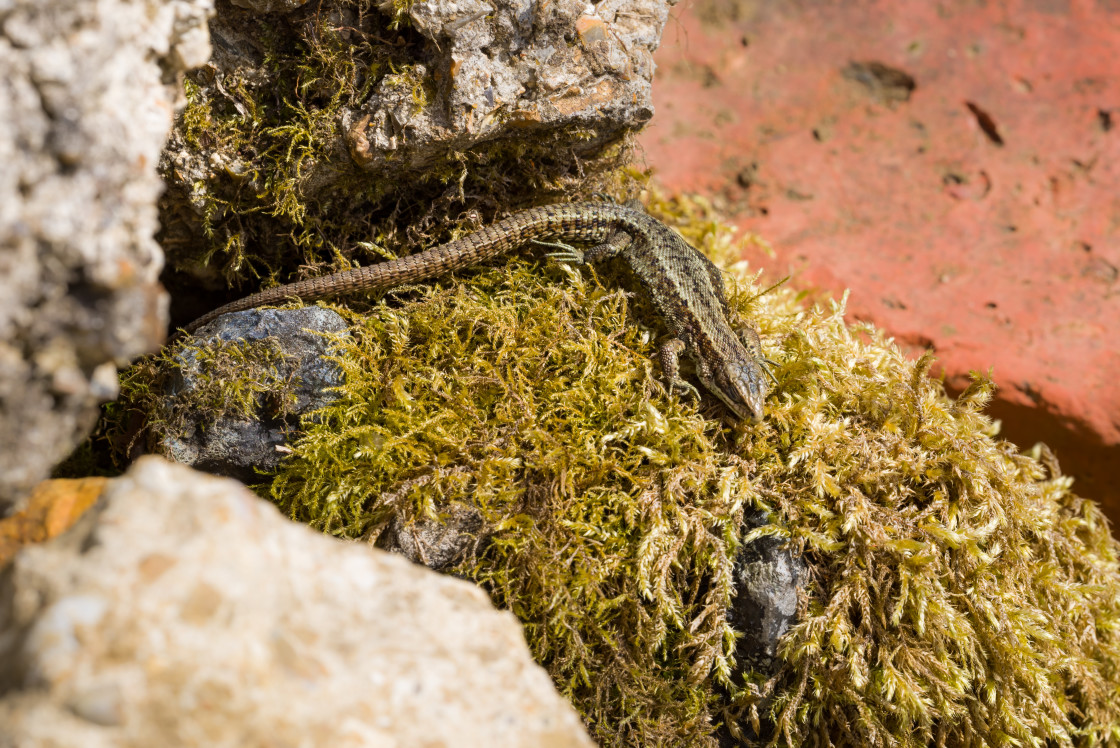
[705,364,768,422]
[717,389,765,422]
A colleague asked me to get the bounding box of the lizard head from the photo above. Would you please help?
[699,358,769,422]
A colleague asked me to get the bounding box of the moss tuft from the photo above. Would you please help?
[159,336,304,435]
[56,335,310,479]
[259,196,1120,746]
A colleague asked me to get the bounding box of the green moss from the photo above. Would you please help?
[382,0,415,30]
[163,1,405,285]
[270,240,744,745]
[254,196,1120,746]
[160,336,303,434]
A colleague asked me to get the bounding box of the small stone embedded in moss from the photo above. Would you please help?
[375,497,485,570]
[728,511,807,674]
[157,307,348,482]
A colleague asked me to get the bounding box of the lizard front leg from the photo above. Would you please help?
[659,338,702,401]
[541,229,633,266]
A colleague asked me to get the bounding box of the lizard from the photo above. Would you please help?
[180,200,774,421]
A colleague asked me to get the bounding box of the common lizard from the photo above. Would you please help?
[182,201,773,421]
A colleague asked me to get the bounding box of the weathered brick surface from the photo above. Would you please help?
[640,0,1120,526]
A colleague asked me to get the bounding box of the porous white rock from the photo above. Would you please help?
[0,0,214,510]
[0,457,594,747]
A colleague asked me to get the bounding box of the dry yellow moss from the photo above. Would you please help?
[258,196,1120,747]
[68,189,1119,745]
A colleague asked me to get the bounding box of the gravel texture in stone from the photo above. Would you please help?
[0,0,214,512]
[0,456,595,748]
[350,0,666,170]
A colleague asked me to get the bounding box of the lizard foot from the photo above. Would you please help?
[658,338,702,402]
[533,239,586,265]
[668,377,703,402]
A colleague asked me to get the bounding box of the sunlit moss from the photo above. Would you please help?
[87,190,1120,745]
[253,196,1120,747]
[159,336,303,436]
[57,335,308,479]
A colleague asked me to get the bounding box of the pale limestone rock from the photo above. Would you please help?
[0,0,214,511]
[0,457,594,748]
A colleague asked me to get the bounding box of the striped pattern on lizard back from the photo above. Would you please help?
[181,201,771,421]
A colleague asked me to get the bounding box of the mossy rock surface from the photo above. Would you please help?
[159,0,639,312]
[253,198,1120,746]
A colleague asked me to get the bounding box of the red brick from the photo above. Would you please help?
[641,0,1120,524]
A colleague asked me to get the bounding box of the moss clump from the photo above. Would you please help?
[158,336,305,435]
[162,0,406,286]
[262,196,1120,746]
[271,242,748,745]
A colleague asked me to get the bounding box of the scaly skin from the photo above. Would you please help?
[183,202,771,420]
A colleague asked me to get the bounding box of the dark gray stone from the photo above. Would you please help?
[159,306,347,482]
[728,512,807,674]
[716,513,807,745]
[376,500,486,571]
